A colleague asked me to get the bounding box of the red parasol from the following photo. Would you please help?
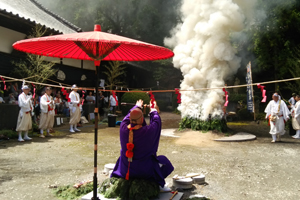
[13,24,174,200]
[13,25,173,62]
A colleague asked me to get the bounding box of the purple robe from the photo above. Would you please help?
[111,106,174,187]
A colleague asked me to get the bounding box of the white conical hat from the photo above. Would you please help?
[71,84,78,90]
[22,85,29,90]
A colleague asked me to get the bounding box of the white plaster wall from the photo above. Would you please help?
[0,26,26,53]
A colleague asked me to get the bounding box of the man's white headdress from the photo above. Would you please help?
[71,84,78,90]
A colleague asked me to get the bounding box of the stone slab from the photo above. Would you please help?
[81,191,183,200]
[214,132,256,142]
[161,129,180,138]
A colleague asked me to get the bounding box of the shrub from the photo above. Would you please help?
[156,100,169,111]
[121,91,150,116]
[172,94,179,110]
[255,113,266,120]
[0,129,17,139]
[229,93,247,102]
[238,108,252,120]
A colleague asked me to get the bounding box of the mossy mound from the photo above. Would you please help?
[52,182,93,200]
[179,116,227,132]
[99,177,159,200]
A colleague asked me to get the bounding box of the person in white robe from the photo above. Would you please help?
[288,93,296,109]
[39,87,55,138]
[291,95,300,138]
[69,84,81,132]
[16,85,33,142]
[265,93,290,142]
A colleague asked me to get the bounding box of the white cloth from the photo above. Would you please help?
[109,95,118,106]
[69,91,81,125]
[289,97,296,106]
[16,92,33,131]
[269,116,285,135]
[69,91,80,108]
[265,100,290,122]
[0,97,4,103]
[39,112,54,129]
[69,106,81,125]
[291,101,300,130]
[294,101,300,118]
[265,99,290,135]
[16,112,32,132]
[18,92,32,115]
[40,94,55,113]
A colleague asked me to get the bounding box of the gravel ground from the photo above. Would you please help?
[1,113,300,200]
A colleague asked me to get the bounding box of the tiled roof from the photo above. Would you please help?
[0,0,82,34]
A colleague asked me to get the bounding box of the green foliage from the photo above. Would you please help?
[99,177,159,200]
[285,118,292,130]
[247,0,300,94]
[179,117,227,133]
[156,100,169,111]
[32,122,39,132]
[172,94,179,110]
[40,0,181,46]
[229,93,247,103]
[103,61,126,91]
[255,113,267,120]
[210,118,228,133]
[238,108,253,120]
[11,25,57,90]
[173,108,181,115]
[52,182,93,200]
[0,129,17,139]
[121,91,150,116]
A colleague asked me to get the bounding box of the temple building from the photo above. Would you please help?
[0,0,98,85]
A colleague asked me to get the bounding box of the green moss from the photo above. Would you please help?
[179,117,227,133]
[99,177,159,200]
[52,182,93,200]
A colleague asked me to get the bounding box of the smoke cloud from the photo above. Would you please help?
[165,0,257,120]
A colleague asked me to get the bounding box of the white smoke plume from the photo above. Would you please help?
[165,0,257,120]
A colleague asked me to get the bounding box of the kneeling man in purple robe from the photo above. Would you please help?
[111,99,174,190]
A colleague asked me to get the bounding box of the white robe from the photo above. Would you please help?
[265,99,290,135]
[69,91,81,125]
[39,94,55,129]
[16,92,33,132]
[291,101,300,130]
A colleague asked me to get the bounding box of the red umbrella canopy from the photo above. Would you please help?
[13,25,174,62]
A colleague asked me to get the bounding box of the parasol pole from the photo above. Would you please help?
[93,60,101,200]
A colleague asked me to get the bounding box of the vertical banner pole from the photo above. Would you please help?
[249,62,256,121]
